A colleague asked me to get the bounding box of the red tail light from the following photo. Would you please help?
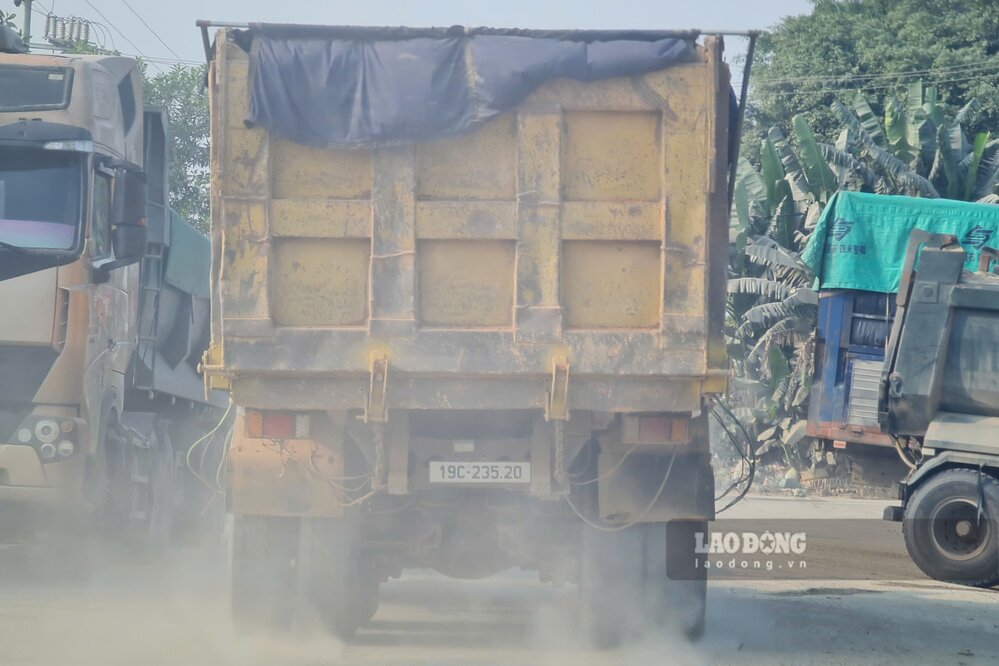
[245,410,309,439]
[622,414,690,445]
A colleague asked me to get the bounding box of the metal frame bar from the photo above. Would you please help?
[196,19,760,59]
[727,32,759,208]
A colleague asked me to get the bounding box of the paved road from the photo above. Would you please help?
[1,495,996,665]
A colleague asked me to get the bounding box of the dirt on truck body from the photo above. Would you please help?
[202,23,731,646]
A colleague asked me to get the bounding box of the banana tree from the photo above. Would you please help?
[728,119,837,467]
[830,82,999,202]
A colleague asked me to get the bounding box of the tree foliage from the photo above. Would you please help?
[142,65,210,231]
[748,0,999,151]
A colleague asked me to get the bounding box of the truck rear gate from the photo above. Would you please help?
[207,29,728,416]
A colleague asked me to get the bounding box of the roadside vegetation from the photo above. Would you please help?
[731,0,999,470]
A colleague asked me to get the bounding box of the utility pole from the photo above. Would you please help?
[13,0,31,49]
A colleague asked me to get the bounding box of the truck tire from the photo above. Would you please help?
[230,515,299,632]
[902,468,999,587]
[135,429,176,556]
[580,520,707,648]
[305,514,379,640]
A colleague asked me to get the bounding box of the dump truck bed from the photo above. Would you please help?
[207,28,730,415]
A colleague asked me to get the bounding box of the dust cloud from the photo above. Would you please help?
[0,527,736,666]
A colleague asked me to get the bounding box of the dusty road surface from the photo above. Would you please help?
[1,495,996,666]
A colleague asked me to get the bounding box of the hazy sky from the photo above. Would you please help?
[18,0,813,76]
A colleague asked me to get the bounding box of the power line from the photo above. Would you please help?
[764,69,999,97]
[120,0,183,62]
[84,0,164,74]
[755,59,999,86]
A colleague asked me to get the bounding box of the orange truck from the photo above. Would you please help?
[199,21,738,646]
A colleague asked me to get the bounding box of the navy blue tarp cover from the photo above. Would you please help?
[235,25,698,148]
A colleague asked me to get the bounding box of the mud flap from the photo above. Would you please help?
[596,452,714,523]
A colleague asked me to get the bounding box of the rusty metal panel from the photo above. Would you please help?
[271,138,372,200]
[224,60,250,129]
[370,147,417,338]
[209,30,731,413]
[417,240,516,328]
[221,127,268,196]
[561,202,663,241]
[562,111,662,202]
[415,202,517,240]
[272,239,370,326]
[562,241,661,329]
[270,199,370,238]
[219,200,269,321]
[416,114,517,200]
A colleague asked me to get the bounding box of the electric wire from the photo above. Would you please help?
[761,70,999,97]
[754,59,999,86]
[563,445,679,533]
[712,409,750,501]
[84,0,164,73]
[185,400,232,493]
[569,444,639,486]
[120,0,184,62]
[712,397,758,514]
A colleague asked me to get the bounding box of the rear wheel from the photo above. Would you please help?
[580,520,707,648]
[305,513,380,639]
[229,513,378,638]
[902,469,999,587]
[230,515,299,632]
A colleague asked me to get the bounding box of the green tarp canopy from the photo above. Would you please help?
[164,209,210,299]
[801,191,999,293]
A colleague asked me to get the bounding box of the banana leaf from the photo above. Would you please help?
[974,143,999,201]
[768,127,810,202]
[906,81,935,173]
[965,132,990,202]
[923,85,943,125]
[818,143,877,191]
[937,122,963,200]
[727,277,791,300]
[744,235,806,272]
[885,95,914,164]
[733,180,750,229]
[760,136,785,210]
[792,115,838,202]
[767,179,796,248]
[906,81,923,118]
[953,98,980,126]
[865,143,940,198]
[853,92,888,149]
[767,345,791,394]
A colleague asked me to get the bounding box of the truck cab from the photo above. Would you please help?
[0,47,149,517]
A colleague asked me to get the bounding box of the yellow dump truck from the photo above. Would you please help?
[201,22,731,646]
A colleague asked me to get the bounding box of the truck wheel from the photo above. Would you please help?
[136,430,177,555]
[305,515,379,640]
[580,521,707,648]
[230,515,299,632]
[902,469,999,587]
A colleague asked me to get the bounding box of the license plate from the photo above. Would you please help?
[429,461,531,484]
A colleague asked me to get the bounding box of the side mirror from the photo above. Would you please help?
[111,223,147,264]
[113,168,147,227]
[93,168,148,282]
